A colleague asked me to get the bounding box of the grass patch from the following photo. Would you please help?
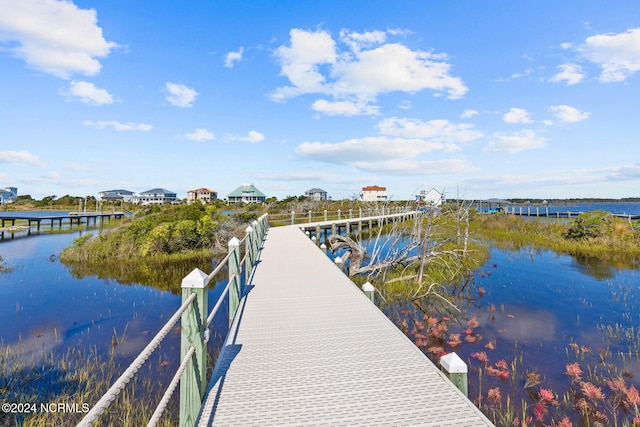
[0,343,176,426]
[474,213,640,261]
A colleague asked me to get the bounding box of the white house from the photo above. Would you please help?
[98,189,135,203]
[360,185,388,202]
[187,188,218,204]
[0,187,17,204]
[137,188,179,205]
[304,188,328,201]
[416,188,445,206]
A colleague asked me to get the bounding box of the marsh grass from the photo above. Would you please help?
[475,213,640,261]
[0,342,171,426]
[0,338,221,426]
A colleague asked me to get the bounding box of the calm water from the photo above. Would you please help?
[0,230,229,380]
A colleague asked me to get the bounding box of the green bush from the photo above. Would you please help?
[565,210,612,239]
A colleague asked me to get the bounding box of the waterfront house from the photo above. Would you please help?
[97,189,135,203]
[415,188,445,206]
[360,185,388,202]
[304,188,328,201]
[227,184,266,204]
[0,187,17,204]
[137,188,179,205]
[187,188,218,204]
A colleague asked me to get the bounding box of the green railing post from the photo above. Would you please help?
[440,352,468,397]
[362,281,374,303]
[324,210,327,221]
[349,208,353,219]
[245,226,253,282]
[252,220,260,256]
[228,237,240,326]
[180,268,209,427]
[308,211,312,223]
[359,207,362,218]
[291,211,295,225]
[338,209,341,220]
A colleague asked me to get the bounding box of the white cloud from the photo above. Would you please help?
[296,136,446,164]
[351,158,476,175]
[271,28,467,116]
[549,64,584,85]
[311,99,379,116]
[377,117,482,144]
[0,0,117,78]
[225,130,265,143]
[165,82,198,107]
[578,27,640,82]
[22,171,61,183]
[185,128,215,141]
[387,28,414,37]
[272,29,336,101]
[397,100,412,110]
[224,47,244,68]
[510,67,533,79]
[295,116,481,176]
[254,171,348,183]
[483,130,547,154]
[240,130,265,143]
[549,105,590,123]
[65,163,90,172]
[62,81,113,105]
[331,43,467,99]
[83,120,152,131]
[503,108,533,124]
[0,150,45,166]
[606,163,640,180]
[461,109,479,119]
[339,29,387,53]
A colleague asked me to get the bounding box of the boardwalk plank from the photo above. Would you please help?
[198,225,494,426]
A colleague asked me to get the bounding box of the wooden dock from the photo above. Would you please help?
[197,223,494,426]
[0,212,125,239]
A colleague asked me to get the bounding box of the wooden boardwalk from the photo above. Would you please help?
[197,223,494,426]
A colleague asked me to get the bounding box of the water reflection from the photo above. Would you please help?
[380,245,640,425]
[571,253,640,280]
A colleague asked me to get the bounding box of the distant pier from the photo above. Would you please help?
[0,212,125,239]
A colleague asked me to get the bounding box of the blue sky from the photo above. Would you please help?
[1,0,639,201]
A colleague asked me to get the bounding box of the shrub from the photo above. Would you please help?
[565,210,612,239]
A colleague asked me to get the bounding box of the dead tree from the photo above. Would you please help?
[328,203,474,306]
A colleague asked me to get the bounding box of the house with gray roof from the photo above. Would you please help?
[227,184,266,204]
[98,189,135,203]
[137,188,179,205]
[304,188,328,201]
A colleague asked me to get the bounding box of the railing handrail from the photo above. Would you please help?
[79,213,269,426]
[266,206,413,226]
[77,292,198,426]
